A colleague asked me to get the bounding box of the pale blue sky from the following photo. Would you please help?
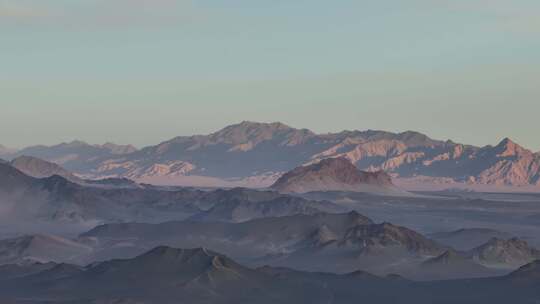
[1,0,539,150]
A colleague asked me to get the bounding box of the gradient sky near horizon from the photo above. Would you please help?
[1,0,539,150]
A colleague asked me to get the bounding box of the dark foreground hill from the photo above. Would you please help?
[0,246,539,304]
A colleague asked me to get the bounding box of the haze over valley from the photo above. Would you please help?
[1,145,540,298]
[2,0,540,302]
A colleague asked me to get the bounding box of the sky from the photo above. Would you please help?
[1,0,539,150]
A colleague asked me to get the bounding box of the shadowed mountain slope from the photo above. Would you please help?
[0,246,539,304]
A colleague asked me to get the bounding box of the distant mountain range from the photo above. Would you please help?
[0,245,539,303]
[0,141,137,173]
[2,121,540,190]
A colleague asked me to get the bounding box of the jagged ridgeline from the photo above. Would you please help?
[2,122,539,189]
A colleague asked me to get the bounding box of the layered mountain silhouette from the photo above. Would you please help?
[2,122,539,303]
[0,161,341,224]
[77,209,540,280]
[0,245,539,304]
[79,211,451,277]
[82,211,374,257]
[271,157,404,194]
[3,122,539,189]
[0,246,324,304]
